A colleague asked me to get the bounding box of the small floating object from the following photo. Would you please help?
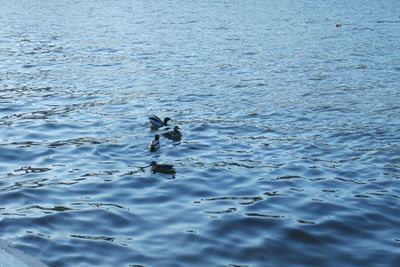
[149,115,171,129]
[149,134,160,152]
[335,23,342,27]
[150,161,176,174]
[163,126,182,141]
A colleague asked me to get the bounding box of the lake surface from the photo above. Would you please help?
[1,1,399,266]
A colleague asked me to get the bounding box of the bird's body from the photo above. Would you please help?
[150,161,176,174]
[149,115,171,129]
[163,126,182,141]
[149,134,160,152]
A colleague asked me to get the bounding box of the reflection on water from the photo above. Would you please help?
[1,0,400,266]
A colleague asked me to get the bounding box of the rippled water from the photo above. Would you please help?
[1,1,400,266]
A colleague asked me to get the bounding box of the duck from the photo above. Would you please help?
[149,134,160,152]
[150,161,176,174]
[149,115,171,129]
[163,126,182,141]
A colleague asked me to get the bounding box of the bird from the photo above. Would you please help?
[149,115,171,129]
[163,126,182,141]
[149,134,160,152]
[150,161,176,174]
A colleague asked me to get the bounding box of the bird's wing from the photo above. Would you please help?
[162,131,172,137]
[149,115,162,121]
[149,115,163,126]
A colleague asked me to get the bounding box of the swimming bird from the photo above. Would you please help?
[150,161,176,174]
[149,115,171,129]
[149,134,160,152]
[163,126,182,141]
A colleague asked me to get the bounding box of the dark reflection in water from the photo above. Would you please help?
[1,0,400,267]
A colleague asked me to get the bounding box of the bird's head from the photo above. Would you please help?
[150,161,157,167]
[164,117,171,125]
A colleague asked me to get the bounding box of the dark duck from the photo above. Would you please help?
[150,161,176,174]
[149,134,160,152]
[149,115,171,129]
[163,126,182,141]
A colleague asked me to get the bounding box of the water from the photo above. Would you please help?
[1,0,399,266]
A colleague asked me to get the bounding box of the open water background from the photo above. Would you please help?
[1,0,399,266]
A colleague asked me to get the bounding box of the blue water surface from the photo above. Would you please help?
[1,1,399,266]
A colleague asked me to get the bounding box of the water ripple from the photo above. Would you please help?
[1,1,399,267]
